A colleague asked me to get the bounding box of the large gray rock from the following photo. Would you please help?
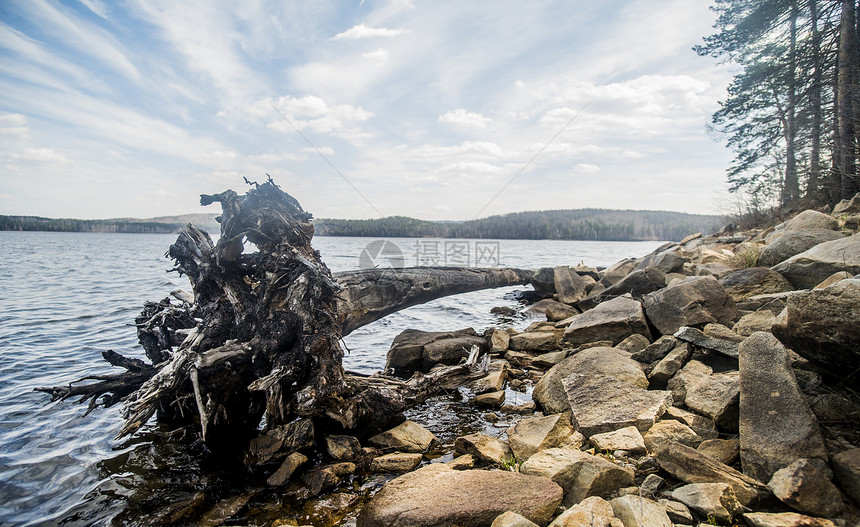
[563,373,672,436]
[654,441,769,506]
[718,267,794,301]
[356,466,563,527]
[520,447,634,507]
[369,420,436,453]
[506,413,574,461]
[635,249,688,274]
[768,458,844,518]
[555,266,590,304]
[741,512,838,527]
[385,328,487,375]
[739,332,829,482]
[648,342,692,388]
[685,371,740,432]
[783,209,840,232]
[509,331,560,352]
[547,496,623,527]
[563,295,652,347]
[771,278,860,377]
[832,448,860,506]
[600,258,638,288]
[772,233,860,289]
[533,347,649,414]
[609,495,672,527]
[758,230,846,267]
[642,276,737,336]
[580,268,666,310]
[630,335,678,363]
[668,482,743,523]
[674,326,739,358]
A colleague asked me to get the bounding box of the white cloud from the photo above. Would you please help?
[301,146,334,156]
[439,161,505,174]
[331,24,408,40]
[265,95,373,135]
[362,48,389,62]
[573,163,600,173]
[248,152,307,163]
[438,109,492,129]
[0,113,27,126]
[11,147,68,163]
[77,0,109,19]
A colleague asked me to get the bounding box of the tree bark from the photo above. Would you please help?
[782,0,800,206]
[808,0,824,202]
[837,0,859,198]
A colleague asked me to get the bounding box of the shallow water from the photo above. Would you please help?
[0,232,665,526]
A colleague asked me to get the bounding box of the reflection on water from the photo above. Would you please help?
[0,232,665,526]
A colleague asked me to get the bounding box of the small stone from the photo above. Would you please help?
[531,350,567,368]
[266,451,308,486]
[768,458,844,517]
[548,496,624,527]
[741,512,838,527]
[325,435,362,461]
[642,420,701,453]
[648,342,692,388]
[475,390,506,408]
[615,333,651,352]
[454,433,513,464]
[491,329,511,353]
[447,454,476,470]
[833,448,860,506]
[491,511,540,527]
[663,407,718,440]
[509,331,560,352]
[368,420,436,453]
[640,474,664,495]
[370,452,424,473]
[506,413,574,461]
[658,499,694,525]
[589,426,647,454]
[472,366,508,394]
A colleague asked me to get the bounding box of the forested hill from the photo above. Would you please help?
[314,209,722,242]
[0,214,220,234]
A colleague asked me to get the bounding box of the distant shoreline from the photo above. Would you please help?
[0,208,723,242]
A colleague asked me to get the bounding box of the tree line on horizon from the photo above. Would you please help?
[313,209,721,242]
[699,0,859,216]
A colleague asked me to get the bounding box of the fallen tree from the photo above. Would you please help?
[38,179,532,456]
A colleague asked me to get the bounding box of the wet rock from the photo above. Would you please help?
[733,310,776,336]
[615,333,651,352]
[533,347,649,414]
[685,371,740,431]
[474,390,506,408]
[642,276,737,336]
[505,350,534,368]
[669,482,742,523]
[357,466,563,527]
[454,433,513,464]
[759,230,846,267]
[579,268,667,311]
[768,458,844,518]
[563,295,652,347]
[609,495,672,527]
[784,209,841,231]
[370,452,424,473]
[771,279,860,378]
[247,418,314,465]
[385,328,487,375]
[562,373,673,436]
[589,426,646,454]
[520,447,634,507]
[654,441,769,506]
[555,266,590,304]
[718,267,795,301]
[547,496,624,527]
[772,233,860,289]
[368,420,436,453]
[199,491,257,527]
[642,420,700,453]
[303,462,355,496]
[738,332,828,482]
[267,451,309,486]
[325,435,362,461]
[509,331,560,352]
[648,342,692,388]
[697,438,739,465]
[833,448,860,506]
[491,511,540,527]
[741,512,838,527]
[630,335,678,363]
[673,326,739,359]
[501,402,537,415]
[506,413,574,461]
[472,364,508,394]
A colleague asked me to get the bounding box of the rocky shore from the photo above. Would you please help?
[196,197,860,526]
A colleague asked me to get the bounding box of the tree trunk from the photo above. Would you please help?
[809,0,824,202]
[782,0,800,206]
[837,0,859,198]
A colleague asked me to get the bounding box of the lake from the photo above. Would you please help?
[0,232,666,526]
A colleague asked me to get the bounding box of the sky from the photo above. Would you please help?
[0,0,736,221]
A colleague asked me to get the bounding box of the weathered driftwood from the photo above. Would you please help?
[38,180,530,458]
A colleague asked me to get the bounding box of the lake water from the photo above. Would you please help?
[0,232,666,526]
